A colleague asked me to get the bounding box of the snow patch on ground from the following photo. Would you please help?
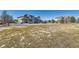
[20,36,25,41]
[0,44,5,48]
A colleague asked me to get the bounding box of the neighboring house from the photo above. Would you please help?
[16,14,42,24]
[55,16,64,23]
[17,16,25,24]
[55,16,75,23]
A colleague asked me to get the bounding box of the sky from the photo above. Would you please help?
[0,10,79,20]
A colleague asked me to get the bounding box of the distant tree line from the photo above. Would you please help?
[1,11,79,26]
[45,16,79,23]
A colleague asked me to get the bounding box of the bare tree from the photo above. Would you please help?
[1,11,13,26]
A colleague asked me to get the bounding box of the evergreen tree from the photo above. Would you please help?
[51,19,55,23]
[70,16,76,23]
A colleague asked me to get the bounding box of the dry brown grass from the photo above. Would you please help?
[0,23,79,48]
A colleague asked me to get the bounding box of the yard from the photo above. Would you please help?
[0,23,79,48]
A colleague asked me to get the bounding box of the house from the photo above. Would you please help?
[55,16,75,23]
[16,14,42,24]
[17,16,25,24]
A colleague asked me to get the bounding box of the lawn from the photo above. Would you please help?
[0,23,79,48]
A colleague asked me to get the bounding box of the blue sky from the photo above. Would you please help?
[0,10,79,20]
